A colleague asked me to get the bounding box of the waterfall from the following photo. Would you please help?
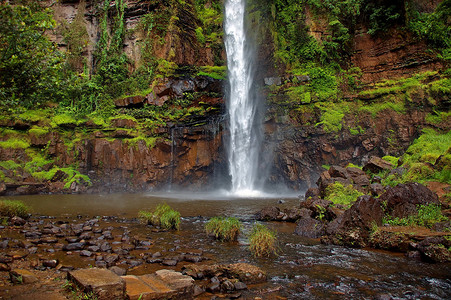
[224,0,263,196]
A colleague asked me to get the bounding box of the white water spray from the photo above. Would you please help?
[224,0,262,197]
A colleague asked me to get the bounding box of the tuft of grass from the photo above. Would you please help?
[205,217,242,241]
[139,203,180,230]
[0,160,21,170]
[197,66,226,80]
[382,155,399,166]
[249,223,278,257]
[324,182,364,208]
[0,200,30,218]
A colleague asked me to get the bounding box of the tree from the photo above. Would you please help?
[0,2,65,108]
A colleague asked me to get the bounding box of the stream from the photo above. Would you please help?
[4,192,451,299]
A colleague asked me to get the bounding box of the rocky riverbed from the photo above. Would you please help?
[1,193,450,299]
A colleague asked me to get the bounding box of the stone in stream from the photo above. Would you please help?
[68,268,125,300]
[122,269,194,300]
[10,269,38,284]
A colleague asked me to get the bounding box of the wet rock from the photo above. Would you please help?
[80,250,92,257]
[104,254,119,266]
[379,182,439,219]
[283,208,306,221]
[0,263,10,271]
[370,183,385,196]
[63,242,85,251]
[257,206,281,221]
[95,261,107,268]
[11,216,26,226]
[329,166,349,179]
[68,268,126,300]
[184,263,266,284]
[305,187,320,200]
[193,284,205,296]
[207,282,221,293]
[405,250,422,260]
[221,280,235,291]
[40,237,58,244]
[10,269,38,284]
[162,259,178,266]
[0,256,13,264]
[363,156,393,173]
[100,242,112,252]
[264,77,282,86]
[416,237,451,263]
[234,281,247,290]
[109,266,126,276]
[0,240,8,249]
[294,217,325,238]
[42,259,58,268]
[87,245,100,252]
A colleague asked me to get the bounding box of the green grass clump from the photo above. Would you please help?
[139,203,180,230]
[249,223,278,257]
[205,217,242,241]
[324,182,364,208]
[28,126,49,136]
[314,102,349,133]
[384,204,448,228]
[50,114,80,128]
[0,200,30,218]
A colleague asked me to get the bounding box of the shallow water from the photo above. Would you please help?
[3,192,451,299]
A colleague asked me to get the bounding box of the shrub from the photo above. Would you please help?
[139,203,180,230]
[324,182,364,208]
[249,223,277,257]
[205,217,241,241]
[0,200,30,218]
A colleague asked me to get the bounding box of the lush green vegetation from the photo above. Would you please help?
[139,204,181,230]
[205,217,242,241]
[324,182,364,208]
[0,200,30,219]
[249,223,278,257]
[383,204,448,228]
[380,128,451,186]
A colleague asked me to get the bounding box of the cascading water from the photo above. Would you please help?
[224,0,263,196]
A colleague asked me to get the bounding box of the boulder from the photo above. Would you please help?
[362,156,393,173]
[256,206,281,221]
[10,269,38,284]
[379,182,439,219]
[328,165,349,179]
[415,237,451,263]
[68,268,125,300]
[294,217,325,238]
[304,187,320,199]
[114,95,145,107]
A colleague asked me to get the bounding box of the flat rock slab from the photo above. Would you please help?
[68,268,125,300]
[184,263,267,284]
[122,269,194,300]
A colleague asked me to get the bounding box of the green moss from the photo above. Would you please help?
[29,126,49,136]
[0,137,30,149]
[125,136,157,148]
[195,27,205,45]
[314,102,349,133]
[325,182,364,208]
[205,217,242,241]
[359,101,405,118]
[18,109,51,123]
[32,166,91,188]
[249,223,277,257]
[197,66,226,80]
[50,114,81,128]
[426,111,451,124]
[382,156,399,166]
[0,160,21,170]
[24,149,53,174]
